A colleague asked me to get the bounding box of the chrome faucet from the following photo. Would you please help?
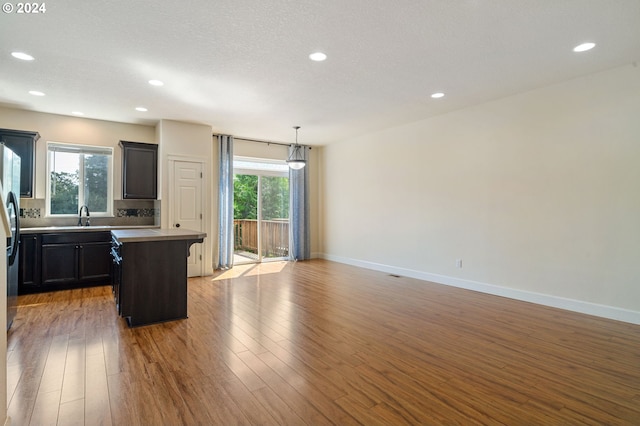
[78,205,90,226]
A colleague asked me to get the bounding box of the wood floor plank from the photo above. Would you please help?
[102,327,153,379]
[60,338,86,404]
[273,337,381,408]
[29,390,61,426]
[7,360,26,407]
[237,349,333,425]
[217,375,280,425]
[256,350,359,425]
[8,259,640,425]
[166,369,233,425]
[255,336,348,400]
[140,362,199,425]
[57,398,84,426]
[334,395,399,426]
[60,371,84,405]
[106,372,144,426]
[38,334,69,395]
[84,349,112,426]
[251,386,307,425]
[7,368,40,426]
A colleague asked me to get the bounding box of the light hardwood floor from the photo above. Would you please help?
[7,259,640,425]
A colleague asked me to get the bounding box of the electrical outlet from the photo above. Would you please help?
[456,259,463,268]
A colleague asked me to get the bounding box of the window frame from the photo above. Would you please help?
[232,156,290,263]
[233,156,289,178]
[46,141,114,218]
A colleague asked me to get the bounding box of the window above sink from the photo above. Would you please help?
[46,142,114,217]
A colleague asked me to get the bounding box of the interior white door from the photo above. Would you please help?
[172,161,203,277]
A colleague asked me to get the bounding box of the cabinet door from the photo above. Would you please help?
[41,243,78,285]
[111,251,122,314]
[78,242,111,283]
[19,234,41,290]
[121,141,157,199]
[0,129,39,197]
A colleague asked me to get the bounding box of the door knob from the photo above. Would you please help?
[175,223,180,228]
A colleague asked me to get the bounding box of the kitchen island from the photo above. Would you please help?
[111,228,206,327]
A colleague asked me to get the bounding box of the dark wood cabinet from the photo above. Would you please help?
[120,140,158,199]
[19,234,41,289]
[78,241,112,282]
[111,230,204,327]
[116,239,190,326]
[0,128,40,197]
[41,242,78,286]
[20,231,112,293]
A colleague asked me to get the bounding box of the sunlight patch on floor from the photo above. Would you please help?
[212,261,288,280]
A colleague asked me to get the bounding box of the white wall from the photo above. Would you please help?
[321,64,640,323]
[157,119,214,273]
[0,107,155,200]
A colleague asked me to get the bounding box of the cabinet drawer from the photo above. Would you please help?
[41,232,111,245]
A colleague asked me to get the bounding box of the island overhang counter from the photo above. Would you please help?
[111,228,206,327]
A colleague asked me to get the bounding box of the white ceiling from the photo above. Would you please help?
[1,0,639,145]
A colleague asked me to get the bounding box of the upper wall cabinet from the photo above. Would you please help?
[120,140,158,199]
[0,128,40,197]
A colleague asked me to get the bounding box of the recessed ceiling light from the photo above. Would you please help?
[28,90,45,96]
[309,52,327,62]
[431,92,445,99]
[135,107,148,112]
[148,79,164,86]
[573,42,595,52]
[11,52,34,61]
[72,111,84,116]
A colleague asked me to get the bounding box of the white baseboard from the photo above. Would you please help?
[320,253,640,325]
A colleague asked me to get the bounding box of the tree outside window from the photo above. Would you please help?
[48,143,113,216]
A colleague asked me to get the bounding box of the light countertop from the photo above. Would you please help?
[111,228,206,243]
[21,225,160,234]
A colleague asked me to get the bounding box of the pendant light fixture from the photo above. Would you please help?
[287,126,306,170]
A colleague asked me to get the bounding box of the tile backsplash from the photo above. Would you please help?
[20,198,159,227]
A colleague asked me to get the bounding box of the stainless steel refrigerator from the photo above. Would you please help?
[1,144,20,330]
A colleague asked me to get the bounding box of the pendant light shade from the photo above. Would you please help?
[287,126,306,169]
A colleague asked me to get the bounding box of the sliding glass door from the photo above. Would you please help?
[259,175,289,259]
[233,158,289,264]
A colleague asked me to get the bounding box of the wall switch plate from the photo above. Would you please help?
[456,259,463,268]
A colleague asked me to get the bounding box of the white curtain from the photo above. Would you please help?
[217,135,234,269]
[289,145,310,260]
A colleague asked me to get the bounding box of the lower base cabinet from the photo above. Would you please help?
[117,239,191,327]
[19,234,41,291]
[111,231,204,327]
[79,241,112,282]
[19,231,112,293]
[41,242,78,286]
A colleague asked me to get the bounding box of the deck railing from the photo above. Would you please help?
[234,219,289,257]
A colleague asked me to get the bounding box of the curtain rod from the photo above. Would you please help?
[212,133,311,149]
